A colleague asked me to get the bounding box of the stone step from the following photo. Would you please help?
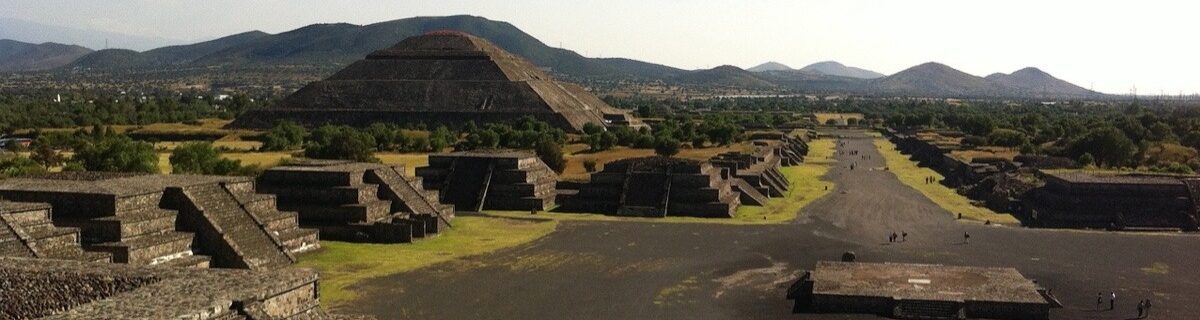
[157,254,212,269]
[0,238,35,257]
[274,228,320,255]
[22,224,81,251]
[0,208,53,227]
[258,211,301,232]
[88,231,195,265]
[186,184,293,269]
[39,246,112,263]
[81,208,177,243]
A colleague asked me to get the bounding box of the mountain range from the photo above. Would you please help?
[0,15,1103,98]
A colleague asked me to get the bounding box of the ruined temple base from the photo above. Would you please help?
[788,261,1054,320]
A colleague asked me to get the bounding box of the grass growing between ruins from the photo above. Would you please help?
[296,216,558,306]
[873,138,1019,225]
[485,138,837,225]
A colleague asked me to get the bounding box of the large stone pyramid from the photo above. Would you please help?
[231,31,645,132]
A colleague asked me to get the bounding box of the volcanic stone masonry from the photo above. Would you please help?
[788,261,1057,320]
[1022,171,1200,231]
[231,30,646,133]
[0,201,108,263]
[417,150,557,212]
[258,160,455,243]
[0,172,318,270]
[557,157,740,218]
[0,257,359,319]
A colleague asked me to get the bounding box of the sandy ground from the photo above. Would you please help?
[350,130,1200,320]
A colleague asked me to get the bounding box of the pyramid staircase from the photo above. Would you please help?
[175,183,294,270]
[0,202,110,263]
[365,166,455,232]
[894,300,964,320]
[77,201,207,268]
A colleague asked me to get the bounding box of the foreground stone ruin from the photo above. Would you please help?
[788,261,1056,320]
[748,132,809,166]
[1023,171,1200,230]
[558,157,740,217]
[0,257,354,319]
[417,150,557,212]
[258,160,454,243]
[231,31,646,133]
[0,201,108,263]
[0,172,317,269]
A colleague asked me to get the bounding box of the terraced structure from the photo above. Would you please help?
[258,160,454,243]
[558,157,741,217]
[417,150,557,212]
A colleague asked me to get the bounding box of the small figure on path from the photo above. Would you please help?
[963,232,970,244]
[1145,298,1152,317]
[891,232,898,243]
[902,231,908,242]
[1137,300,1145,318]
[1110,291,1116,310]
[1096,293,1103,310]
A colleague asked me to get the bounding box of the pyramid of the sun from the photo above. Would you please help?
[231,31,646,133]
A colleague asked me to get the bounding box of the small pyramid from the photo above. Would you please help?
[232,31,645,132]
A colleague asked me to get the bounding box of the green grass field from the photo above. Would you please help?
[296,216,558,306]
[873,138,1019,224]
[486,138,836,225]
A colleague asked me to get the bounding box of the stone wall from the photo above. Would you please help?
[1022,171,1200,230]
[417,151,557,212]
[558,157,740,218]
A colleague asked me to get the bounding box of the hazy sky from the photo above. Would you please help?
[3,0,1197,94]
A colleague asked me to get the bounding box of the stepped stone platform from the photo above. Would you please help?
[416,150,557,212]
[1022,171,1200,230]
[258,160,455,243]
[749,132,809,166]
[0,172,317,270]
[557,157,740,218]
[0,201,110,263]
[710,146,792,204]
[0,257,361,319]
[231,31,646,133]
[788,261,1054,320]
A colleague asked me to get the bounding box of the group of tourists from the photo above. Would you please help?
[924,176,937,184]
[1098,292,1154,318]
[887,231,907,243]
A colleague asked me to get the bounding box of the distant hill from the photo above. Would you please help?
[70,31,270,70]
[867,62,1011,97]
[0,17,181,51]
[747,61,794,72]
[799,61,884,79]
[986,67,1098,97]
[65,15,683,81]
[0,39,92,72]
[674,65,777,89]
[756,70,868,93]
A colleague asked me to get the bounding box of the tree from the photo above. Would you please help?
[1078,153,1096,166]
[654,136,681,157]
[261,121,306,151]
[0,154,45,177]
[428,126,456,152]
[71,135,158,173]
[304,125,378,162]
[534,137,565,173]
[1147,122,1178,142]
[170,142,244,175]
[1069,127,1137,167]
[987,129,1030,148]
[30,138,64,167]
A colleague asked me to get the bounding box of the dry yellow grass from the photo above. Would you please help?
[375,153,430,176]
[220,152,294,168]
[874,138,1019,224]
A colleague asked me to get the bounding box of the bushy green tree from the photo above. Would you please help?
[170,142,244,175]
[0,154,45,177]
[987,129,1030,147]
[261,121,306,151]
[654,136,680,157]
[534,137,565,173]
[304,125,378,162]
[1069,127,1136,167]
[71,134,158,173]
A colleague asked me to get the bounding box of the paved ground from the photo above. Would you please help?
[352,131,1200,319]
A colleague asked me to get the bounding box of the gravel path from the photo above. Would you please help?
[354,131,1200,320]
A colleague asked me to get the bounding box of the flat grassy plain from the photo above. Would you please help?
[873,138,1019,224]
[486,138,836,225]
[297,216,559,306]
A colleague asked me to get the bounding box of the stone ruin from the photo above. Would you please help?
[416,150,557,212]
[748,132,809,165]
[0,172,317,270]
[1022,171,1200,231]
[257,160,454,243]
[557,157,740,218]
[788,261,1055,320]
[231,31,646,133]
[1,201,108,263]
[709,149,789,206]
[0,257,359,319]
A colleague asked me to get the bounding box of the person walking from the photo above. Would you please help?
[902,231,908,242]
[963,232,970,244]
[1110,291,1116,310]
[1145,298,1152,317]
[1096,293,1103,310]
[1137,300,1145,318]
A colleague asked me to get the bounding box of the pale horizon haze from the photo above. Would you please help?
[2,0,1196,95]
